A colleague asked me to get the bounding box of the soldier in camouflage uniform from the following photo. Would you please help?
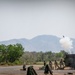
[44,64,53,75]
[54,60,59,70]
[27,66,37,75]
[49,61,52,69]
[59,59,64,68]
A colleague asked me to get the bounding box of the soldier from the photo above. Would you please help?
[49,61,52,69]
[54,60,59,70]
[27,66,37,75]
[23,64,26,71]
[44,64,53,75]
[44,61,46,66]
[60,59,64,68]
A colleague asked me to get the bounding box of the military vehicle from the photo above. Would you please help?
[64,54,75,69]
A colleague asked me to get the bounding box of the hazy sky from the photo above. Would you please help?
[0,0,75,41]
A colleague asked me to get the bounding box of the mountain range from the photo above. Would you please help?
[0,35,75,53]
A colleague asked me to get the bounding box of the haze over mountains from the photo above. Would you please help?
[0,35,75,53]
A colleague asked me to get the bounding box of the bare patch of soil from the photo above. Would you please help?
[0,65,75,75]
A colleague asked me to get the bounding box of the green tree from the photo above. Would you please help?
[0,44,24,64]
[7,44,24,62]
[0,44,7,62]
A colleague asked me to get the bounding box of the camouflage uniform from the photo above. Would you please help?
[54,60,59,70]
[44,64,53,75]
[49,61,52,69]
[60,59,64,68]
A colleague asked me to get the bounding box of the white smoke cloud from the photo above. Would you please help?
[59,36,73,53]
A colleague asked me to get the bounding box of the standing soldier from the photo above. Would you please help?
[44,61,46,66]
[54,60,59,70]
[49,61,52,69]
[60,59,64,68]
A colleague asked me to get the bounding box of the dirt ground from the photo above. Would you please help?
[0,65,75,75]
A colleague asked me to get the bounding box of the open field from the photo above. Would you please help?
[0,65,75,75]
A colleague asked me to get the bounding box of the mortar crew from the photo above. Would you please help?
[44,64,53,75]
[54,60,59,70]
[60,59,64,68]
[49,60,52,69]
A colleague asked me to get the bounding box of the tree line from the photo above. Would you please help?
[20,50,66,64]
[0,43,66,65]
